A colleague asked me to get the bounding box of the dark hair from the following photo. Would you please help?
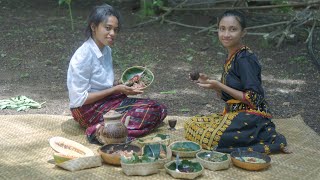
[85,4,122,39]
[218,10,246,30]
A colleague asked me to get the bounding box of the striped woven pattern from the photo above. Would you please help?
[0,114,319,179]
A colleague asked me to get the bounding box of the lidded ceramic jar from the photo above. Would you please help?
[97,110,130,145]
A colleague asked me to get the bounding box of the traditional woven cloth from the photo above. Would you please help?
[0,114,319,179]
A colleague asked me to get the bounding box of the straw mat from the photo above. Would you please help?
[0,114,319,180]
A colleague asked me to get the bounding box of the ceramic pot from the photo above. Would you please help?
[97,111,130,145]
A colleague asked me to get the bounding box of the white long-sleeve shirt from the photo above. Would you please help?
[67,38,114,108]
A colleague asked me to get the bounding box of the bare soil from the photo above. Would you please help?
[0,0,319,135]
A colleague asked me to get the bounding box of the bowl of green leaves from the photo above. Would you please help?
[165,159,204,179]
[169,141,201,158]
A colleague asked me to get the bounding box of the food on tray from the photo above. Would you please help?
[124,73,153,89]
[49,137,94,158]
[235,156,266,163]
[106,145,134,158]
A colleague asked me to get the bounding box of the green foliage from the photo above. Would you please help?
[120,153,156,164]
[260,37,272,49]
[289,56,308,64]
[58,0,74,31]
[272,0,293,13]
[140,0,165,16]
[167,160,203,172]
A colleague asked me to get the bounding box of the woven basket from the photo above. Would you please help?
[137,134,171,146]
[164,160,204,180]
[56,155,102,172]
[196,151,231,171]
[121,161,160,176]
[120,66,154,90]
[169,141,201,158]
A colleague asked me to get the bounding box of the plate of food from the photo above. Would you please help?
[120,66,154,89]
[230,150,271,171]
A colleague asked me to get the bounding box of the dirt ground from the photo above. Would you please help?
[0,0,319,135]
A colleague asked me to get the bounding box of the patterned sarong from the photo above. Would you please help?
[70,93,167,143]
[184,112,287,154]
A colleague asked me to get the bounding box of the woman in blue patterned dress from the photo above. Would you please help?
[184,10,290,154]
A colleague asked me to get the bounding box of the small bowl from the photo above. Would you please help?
[169,141,201,158]
[142,143,172,169]
[98,143,141,166]
[165,160,204,179]
[120,66,154,90]
[120,155,160,176]
[196,150,231,171]
[137,134,171,146]
[230,150,271,171]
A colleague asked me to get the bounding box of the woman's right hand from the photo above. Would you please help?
[117,84,143,95]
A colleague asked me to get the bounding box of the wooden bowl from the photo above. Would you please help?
[196,150,231,171]
[98,143,141,166]
[230,150,271,171]
[120,66,154,90]
[169,141,201,158]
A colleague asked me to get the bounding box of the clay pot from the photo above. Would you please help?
[97,111,130,145]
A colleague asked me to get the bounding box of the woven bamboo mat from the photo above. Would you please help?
[0,114,319,180]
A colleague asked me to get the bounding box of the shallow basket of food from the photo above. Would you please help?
[120,154,160,176]
[230,150,271,171]
[98,143,141,166]
[142,143,172,169]
[196,150,231,171]
[49,136,102,171]
[120,66,154,89]
[165,159,204,179]
[137,134,171,146]
[169,141,201,158]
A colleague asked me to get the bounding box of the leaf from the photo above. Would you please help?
[160,90,176,94]
[180,108,190,112]
[186,56,193,61]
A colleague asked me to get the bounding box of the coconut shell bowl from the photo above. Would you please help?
[230,150,271,171]
[98,143,141,166]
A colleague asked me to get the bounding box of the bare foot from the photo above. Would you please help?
[281,146,292,154]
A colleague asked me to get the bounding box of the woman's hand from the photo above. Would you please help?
[117,84,143,95]
[197,73,209,84]
[197,79,220,90]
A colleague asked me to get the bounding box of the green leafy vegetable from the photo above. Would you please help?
[121,153,157,164]
[0,96,45,111]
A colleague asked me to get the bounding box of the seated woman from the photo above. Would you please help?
[184,10,289,154]
[67,4,167,144]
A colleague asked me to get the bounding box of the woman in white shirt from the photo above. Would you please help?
[67,4,167,144]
